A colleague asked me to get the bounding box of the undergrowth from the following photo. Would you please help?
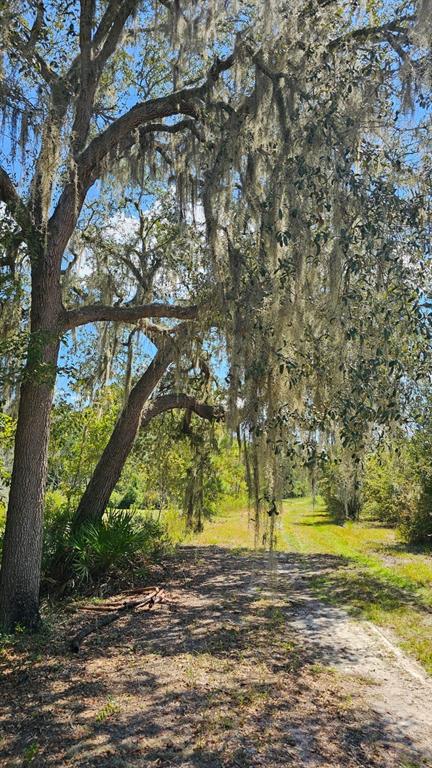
[42,508,171,590]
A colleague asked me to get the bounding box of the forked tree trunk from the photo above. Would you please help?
[73,343,175,529]
[0,265,61,631]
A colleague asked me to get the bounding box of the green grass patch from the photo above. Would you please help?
[188,505,256,549]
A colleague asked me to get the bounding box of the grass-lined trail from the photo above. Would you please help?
[190,497,432,674]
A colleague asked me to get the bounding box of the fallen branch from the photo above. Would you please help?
[69,587,164,652]
[71,586,159,613]
[121,586,159,597]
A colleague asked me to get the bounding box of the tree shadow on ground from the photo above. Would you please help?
[295,518,345,526]
[0,546,430,767]
[376,539,432,558]
[296,551,432,616]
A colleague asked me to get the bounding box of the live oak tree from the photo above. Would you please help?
[0,0,221,629]
[75,0,431,544]
[0,0,431,629]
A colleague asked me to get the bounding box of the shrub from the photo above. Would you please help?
[362,449,414,527]
[116,486,138,509]
[69,511,168,582]
[362,437,432,547]
[398,430,432,546]
[403,428,432,546]
[42,508,170,588]
[398,483,432,547]
[45,489,68,518]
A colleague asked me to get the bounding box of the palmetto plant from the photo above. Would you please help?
[72,510,167,583]
[44,509,167,586]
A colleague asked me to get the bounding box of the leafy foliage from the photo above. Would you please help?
[0,1,431,629]
[43,508,169,587]
[354,427,432,546]
[47,388,245,525]
[0,412,15,531]
[362,447,417,528]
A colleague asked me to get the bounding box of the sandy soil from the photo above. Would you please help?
[1,546,431,767]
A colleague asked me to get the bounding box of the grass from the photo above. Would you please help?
[190,497,432,674]
[95,697,121,723]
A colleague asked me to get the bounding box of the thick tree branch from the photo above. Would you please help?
[62,302,199,330]
[79,53,233,181]
[141,394,224,428]
[93,0,134,55]
[329,15,415,51]
[79,88,202,178]
[0,166,34,235]
[95,0,138,68]
[70,0,97,152]
[72,1,139,153]
[48,53,235,261]
[79,0,93,55]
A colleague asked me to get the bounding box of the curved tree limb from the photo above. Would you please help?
[329,14,415,52]
[140,393,224,428]
[47,52,235,262]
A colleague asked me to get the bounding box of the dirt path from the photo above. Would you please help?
[1,546,431,767]
[276,552,432,762]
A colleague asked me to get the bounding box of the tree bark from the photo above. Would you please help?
[62,301,199,330]
[0,257,61,631]
[72,341,176,529]
[140,394,223,428]
[0,376,56,630]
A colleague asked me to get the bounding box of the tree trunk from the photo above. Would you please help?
[73,342,175,529]
[184,471,196,532]
[0,377,57,630]
[0,262,61,631]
